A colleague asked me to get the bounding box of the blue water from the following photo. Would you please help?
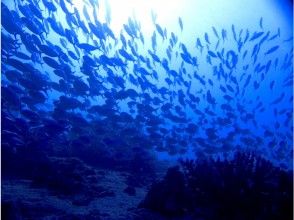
[2,0,293,166]
[1,0,293,218]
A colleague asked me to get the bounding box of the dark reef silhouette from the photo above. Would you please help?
[139,152,293,220]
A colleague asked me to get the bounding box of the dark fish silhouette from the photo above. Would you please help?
[178,17,183,31]
[250,31,264,41]
[259,17,263,29]
[264,45,279,55]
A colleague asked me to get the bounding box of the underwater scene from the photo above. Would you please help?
[1,0,293,219]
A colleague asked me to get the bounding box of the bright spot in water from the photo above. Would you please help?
[72,0,181,34]
[72,0,292,38]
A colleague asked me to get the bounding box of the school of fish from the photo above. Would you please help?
[1,0,293,168]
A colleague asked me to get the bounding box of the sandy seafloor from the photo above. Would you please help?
[1,156,172,220]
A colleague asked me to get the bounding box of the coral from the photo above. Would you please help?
[139,166,189,217]
[124,186,136,196]
[140,152,293,220]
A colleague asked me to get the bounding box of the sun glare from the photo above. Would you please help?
[72,0,182,35]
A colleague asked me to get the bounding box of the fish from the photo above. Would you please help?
[212,26,219,39]
[268,28,280,41]
[231,24,237,41]
[151,10,157,24]
[42,0,57,13]
[226,84,235,93]
[83,5,91,21]
[148,50,161,63]
[65,28,79,45]
[253,81,260,90]
[269,81,275,90]
[219,85,227,93]
[42,56,60,69]
[60,0,72,15]
[37,44,59,57]
[67,50,79,61]
[178,17,183,31]
[14,51,31,60]
[196,38,204,53]
[243,75,251,90]
[225,50,238,69]
[206,90,216,105]
[151,32,157,51]
[88,22,105,40]
[264,60,272,74]
[4,70,22,83]
[259,17,263,29]
[270,93,285,105]
[249,31,264,41]
[155,23,165,40]
[283,36,293,42]
[221,28,227,41]
[119,49,136,61]
[73,78,90,95]
[215,40,220,50]
[208,50,217,58]
[243,29,250,44]
[77,43,100,52]
[258,31,270,46]
[139,32,145,45]
[264,45,279,55]
[22,17,46,35]
[251,43,260,57]
[242,50,248,59]
[204,33,210,44]
[103,23,116,40]
[193,71,206,86]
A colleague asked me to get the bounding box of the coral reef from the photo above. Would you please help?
[140,152,293,220]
